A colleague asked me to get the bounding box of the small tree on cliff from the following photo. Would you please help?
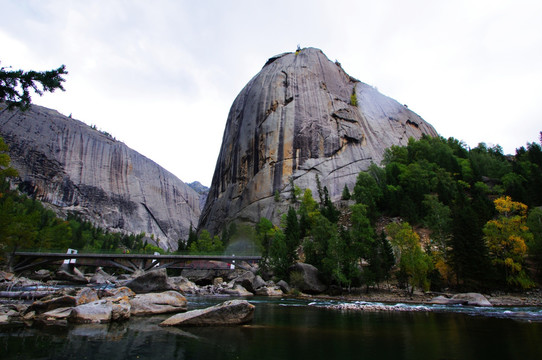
[1,62,68,110]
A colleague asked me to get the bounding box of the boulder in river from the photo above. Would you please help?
[68,298,131,324]
[75,288,100,305]
[130,291,187,316]
[125,269,177,294]
[98,286,136,300]
[428,296,468,305]
[232,271,265,293]
[451,293,492,307]
[276,280,291,294]
[289,263,327,294]
[160,299,255,327]
[255,286,283,296]
[222,284,254,297]
[170,276,198,294]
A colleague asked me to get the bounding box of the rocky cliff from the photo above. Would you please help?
[0,105,200,250]
[199,48,439,234]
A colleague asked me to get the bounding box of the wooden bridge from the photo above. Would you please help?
[11,251,262,273]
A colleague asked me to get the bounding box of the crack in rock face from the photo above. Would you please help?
[199,48,438,235]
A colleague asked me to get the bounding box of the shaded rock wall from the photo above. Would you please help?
[199,48,438,234]
[0,105,200,250]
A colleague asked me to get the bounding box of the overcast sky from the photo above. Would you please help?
[1,0,541,186]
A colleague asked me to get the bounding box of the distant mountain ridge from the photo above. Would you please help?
[0,104,201,250]
[188,181,209,211]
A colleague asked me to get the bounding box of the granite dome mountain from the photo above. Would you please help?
[0,105,200,251]
[199,48,438,234]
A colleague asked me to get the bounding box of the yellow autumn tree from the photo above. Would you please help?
[483,196,534,289]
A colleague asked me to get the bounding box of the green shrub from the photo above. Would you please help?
[350,89,358,106]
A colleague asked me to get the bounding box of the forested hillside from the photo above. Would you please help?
[253,134,542,292]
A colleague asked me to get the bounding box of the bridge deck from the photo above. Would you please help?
[11,252,262,273]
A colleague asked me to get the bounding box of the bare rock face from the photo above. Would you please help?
[199,48,438,234]
[0,105,201,250]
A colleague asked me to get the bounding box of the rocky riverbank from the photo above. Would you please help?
[0,266,279,327]
[2,266,542,327]
[302,286,542,307]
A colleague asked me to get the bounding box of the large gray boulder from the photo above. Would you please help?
[0,104,201,251]
[90,267,115,284]
[451,293,492,307]
[221,284,254,297]
[199,47,438,234]
[160,300,255,327]
[125,269,177,294]
[254,286,283,296]
[429,296,468,305]
[129,291,187,316]
[276,280,291,294]
[68,298,131,324]
[180,267,241,285]
[289,263,327,294]
[169,276,198,294]
[232,271,266,293]
[180,269,216,285]
[98,286,136,300]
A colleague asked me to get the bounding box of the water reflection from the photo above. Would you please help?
[2,298,542,360]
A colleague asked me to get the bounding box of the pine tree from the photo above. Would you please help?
[186,224,198,250]
[1,63,68,110]
[449,192,491,288]
[321,186,339,223]
[269,230,289,279]
[315,174,324,204]
[284,207,300,265]
[341,184,351,200]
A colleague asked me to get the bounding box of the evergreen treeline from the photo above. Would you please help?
[249,134,542,292]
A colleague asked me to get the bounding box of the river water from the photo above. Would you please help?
[2,296,542,359]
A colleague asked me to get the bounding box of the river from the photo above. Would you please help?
[2,296,542,359]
